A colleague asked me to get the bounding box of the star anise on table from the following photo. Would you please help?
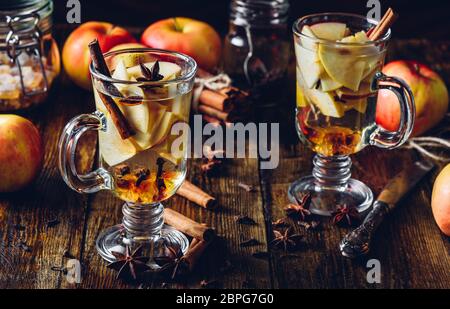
[270,228,303,252]
[332,204,360,226]
[154,245,186,280]
[272,217,290,228]
[284,193,312,221]
[107,245,150,281]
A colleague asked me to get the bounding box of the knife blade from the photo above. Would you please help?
[340,160,435,259]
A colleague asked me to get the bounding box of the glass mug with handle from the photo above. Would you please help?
[59,48,197,264]
[290,13,415,215]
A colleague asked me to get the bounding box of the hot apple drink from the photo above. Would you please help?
[295,22,386,156]
[93,57,192,205]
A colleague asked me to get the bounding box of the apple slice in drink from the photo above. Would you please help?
[99,114,137,166]
[147,111,180,149]
[310,22,347,41]
[300,25,318,51]
[318,44,366,91]
[295,43,323,89]
[131,103,167,150]
[307,88,345,118]
[295,26,323,89]
[336,82,372,99]
[127,61,181,81]
[296,82,308,108]
[319,70,343,92]
[112,52,150,68]
[111,59,151,134]
[154,133,186,166]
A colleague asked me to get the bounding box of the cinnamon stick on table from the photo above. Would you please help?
[88,39,135,139]
[177,181,218,209]
[198,104,229,122]
[199,89,233,112]
[164,208,216,242]
[180,238,210,272]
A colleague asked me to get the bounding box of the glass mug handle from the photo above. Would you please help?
[370,72,415,149]
[58,110,112,193]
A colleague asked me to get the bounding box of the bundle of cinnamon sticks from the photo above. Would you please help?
[195,69,251,125]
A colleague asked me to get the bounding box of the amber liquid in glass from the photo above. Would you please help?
[295,38,385,156]
[94,80,191,205]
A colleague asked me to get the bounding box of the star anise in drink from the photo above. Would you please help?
[138,60,164,82]
[332,204,360,226]
[107,245,150,281]
[154,245,186,280]
[270,228,303,252]
[284,193,312,221]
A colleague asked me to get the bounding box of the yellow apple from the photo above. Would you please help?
[0,115,43,192]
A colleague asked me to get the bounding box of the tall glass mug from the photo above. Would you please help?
[59,49,196,264]
[290,13,415,215]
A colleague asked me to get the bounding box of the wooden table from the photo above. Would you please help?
[0,34,449,289]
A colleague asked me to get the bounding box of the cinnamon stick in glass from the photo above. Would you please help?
[88,39,135,139]
[368,8,398,41]
[164,208,216,242]
[177,180,218,210]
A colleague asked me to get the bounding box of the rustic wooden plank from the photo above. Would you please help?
[0,78,96,288]
[260,39,450,289]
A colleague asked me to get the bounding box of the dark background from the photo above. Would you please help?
[53,0,450,39]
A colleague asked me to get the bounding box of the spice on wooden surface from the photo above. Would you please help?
[270,228,303,252]
[176,181,217,209]
[107,245,150,281]
[163,208,216,241]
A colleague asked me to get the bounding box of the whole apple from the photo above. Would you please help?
[141,17,222,71]
[0,115,43,192]
[63,21,136,90]
[376,60,449,136]
[432,163,450,236]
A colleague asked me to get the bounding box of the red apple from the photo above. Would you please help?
[432,163,450,236]
[141,17,221,71]
[0,115,43,192]
[376,60,449,136]
[62,21,136,90]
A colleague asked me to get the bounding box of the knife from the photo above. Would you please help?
[339,160,435,259]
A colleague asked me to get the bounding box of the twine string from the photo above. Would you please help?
[192,73,232,111]
[402,113,450,162]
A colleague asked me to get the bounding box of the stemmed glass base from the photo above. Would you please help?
[95,203,189,268]
[288,154,373,216]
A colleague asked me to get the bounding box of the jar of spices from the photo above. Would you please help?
[0,0,60,112]
[223,0,290,107]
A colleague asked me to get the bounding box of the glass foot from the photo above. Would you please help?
[288,175,373,216]
[95,224,189,268]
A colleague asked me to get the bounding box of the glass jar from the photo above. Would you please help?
[223,0,290,107]
[0,0,60,112]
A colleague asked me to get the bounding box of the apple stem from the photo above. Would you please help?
[173,18,182,32]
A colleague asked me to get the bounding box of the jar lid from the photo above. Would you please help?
[0,0,44,11]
